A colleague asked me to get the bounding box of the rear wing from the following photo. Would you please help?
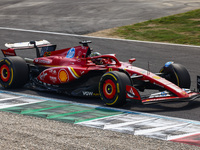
[1,40,56,57]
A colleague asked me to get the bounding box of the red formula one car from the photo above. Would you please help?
[0,40,199,107]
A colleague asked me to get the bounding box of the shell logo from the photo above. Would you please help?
[59,69,68,83]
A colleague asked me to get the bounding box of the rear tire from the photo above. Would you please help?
[0,56,29,88]
[99,71,131,107]
[160,62,191,88]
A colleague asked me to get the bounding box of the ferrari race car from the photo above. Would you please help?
[0,40,200,107]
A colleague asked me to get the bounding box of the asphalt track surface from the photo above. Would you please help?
[1,0,200,34]
[0,0,200,149]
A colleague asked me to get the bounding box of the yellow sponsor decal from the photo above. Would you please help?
[153,76,161,79]
[93,93,100,96]
[182,91,186,95]
[44,52,51,57]
[70,67,80,78]
[59,70,68,82]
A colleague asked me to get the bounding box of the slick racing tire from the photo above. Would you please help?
[99,71,131,107]
[0,56,29,88]
[160,62,191,88]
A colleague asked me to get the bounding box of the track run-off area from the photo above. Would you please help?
[0,90,200,147]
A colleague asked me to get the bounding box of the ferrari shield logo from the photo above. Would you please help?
[127,87,135,98]
[126,85,141,100]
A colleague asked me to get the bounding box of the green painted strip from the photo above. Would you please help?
[20,104,72,114]
[25,111,52,118]
[1,106,24,113]
[47,108,123,123]
[74,113,122,123]
[0,101,123,123]
[0,101,67,113]
[47,108,96,119]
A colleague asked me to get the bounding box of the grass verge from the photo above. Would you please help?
[113,9,200,45]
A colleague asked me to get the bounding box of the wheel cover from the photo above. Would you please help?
[103,79,116,99]
[0,64,10,82]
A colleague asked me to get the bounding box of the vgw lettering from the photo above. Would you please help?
[82,91,93,96]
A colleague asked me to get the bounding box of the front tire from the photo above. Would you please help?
[0,56,29,88]
[160,62,191,88]
[99,71,131,107]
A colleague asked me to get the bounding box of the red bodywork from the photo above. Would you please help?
[33,45,200,104]
[1,41,200,105]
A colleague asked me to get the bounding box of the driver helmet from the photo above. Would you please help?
[89,52,102,65]
[90,52,101,57]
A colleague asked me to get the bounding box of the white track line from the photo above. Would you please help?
[0,27,200,48]
[0,96,23,101]
[103,118,157,129]
[167,131,200,141]
[134,123,190,135]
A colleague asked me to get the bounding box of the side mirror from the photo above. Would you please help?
[129,58,136,64]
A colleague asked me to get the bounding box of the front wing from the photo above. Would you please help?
[126,85,200,105]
